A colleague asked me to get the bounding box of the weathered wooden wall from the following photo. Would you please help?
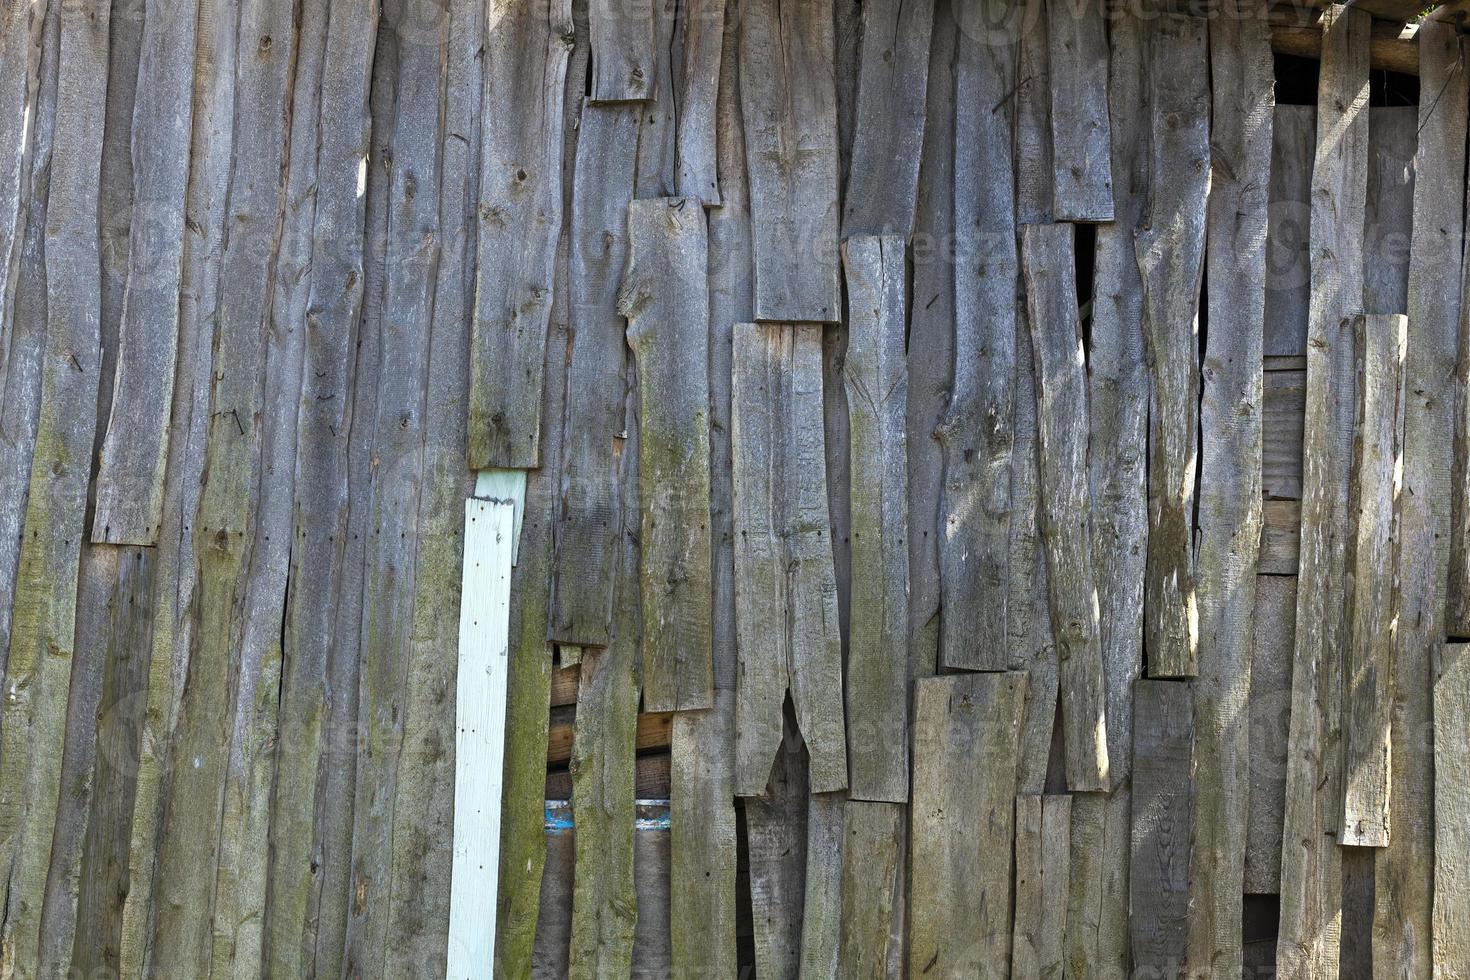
[0,0,1466,976]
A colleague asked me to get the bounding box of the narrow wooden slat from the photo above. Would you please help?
[908,671,1028,975]
[445,498,517,978]
[799,792,844,976]
[634,0,675,198]
[1265,104,1315,359]
[1362,107,1415,316]
[1376,21,1467,976]
[834,0,861,178]
[114,0,236,964]
[837,800,902,976]
[1261,499,1302,574]
[548,103,637,647]
[622,196,713,711]
[1021,223,1109,792]
[1341,314,1406,848]
[937,9,1016,671]
[1013,796,1044,978]
[89,0,199,545]
[1137,12,1208,679]
[674,0,725,205]
[1046,0,1111,221]
[1015,0,1051,224]
[1264,368,1306,500]
[379,0,483,969]
[1433,645,1470,976]
[546,710,673,765]
[745,710,808,980]
[0,1,107,970]
[467,0,573,468]
[1039,795,1072,978]
[738,0,840,323]
[546,753,672,800]
[1129,679,1195,975]
[732,322,847,796]
[532,818,576,977]
[1187,14,1271,977]
[1277,8,1370,976]
[669,694,738,977]
[0,0,45,388]
[589,0,653,102]
[1246,575,1295,894]
[841,235,908,803]
[905,0,956,679]
[632,803,673,976]
[840,0,934,237]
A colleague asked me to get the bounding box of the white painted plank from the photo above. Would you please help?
[447,495,518,979]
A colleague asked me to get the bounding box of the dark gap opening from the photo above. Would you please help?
[1243,893,1281,979]
[1073,222,1097,360]
[1371,67,1419,107]
[1274,53,1321,106]
[1043,697,1067,794]
[1340,848,1377,979]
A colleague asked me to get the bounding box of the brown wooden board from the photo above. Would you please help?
[909,672,1028,976]
[623,197,714,711]
[1129,679,1195,975]
[738,0,840,322]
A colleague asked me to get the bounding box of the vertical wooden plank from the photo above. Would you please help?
[445,498,517,978]
[937,3,1016,671]
[1129,679,1195,976]
[1433,645,1470,977]
[674,0,724,205]
[589,0,653,102]
[0,2,106,972]
[745,711,808,980]
[1021,223,1109,793]
[1013,796,1044,978]
[0,0,45,388]
[467,0,573,468]
[379,0,482,970]
[622,196,714,712]
[633,0,675,198]
[738,0,840,323]
[1341,314,1406,848]
[1376,23,1466,979]
[1014,0,1051,224]
[114,0,235,964]
[532,807,576,978]
[1265,104,1315,360]
[88,0,198,545]
[905,0,955,680]
[1039,796,1071,979]
[1362,107,1416,316]
[799,791,844,977]
[1045,0,1111,221]
[908,671,1028,976]
[1136,12,1208,679]
[732,322,847,796]
[840,0,934,238]
[841,235,908,803]
[1246,574,1295,894]
[1277,8,1370,977]
[837,800,902,977]
[632,804,673,978]
[1187,12,1271,978]
[670,693,738,977]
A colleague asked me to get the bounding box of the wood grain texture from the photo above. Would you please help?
[89,0,198,545]
[675,0,724,205]
[1022,223,1109,793]
[937,8,1016,671]
[837,800,902,977]
[550,102,638,648]
[670,693,738,977]
[1187,14,1271,977]
[634,0,675,197]
[1246,574,1295,895]
[1362,107,1415,316]
[799,791,844,977]
[0,0,45,396]
[909,671,1028,976]
[905,0,955,680]
[1130,680,1195,976]
[1434,645,1470,978]
[732,322,847,796]
[590,0,653,102]
[1013,794,1070,980]
[1277,9,1369,977]
[738,0,840,323]
[1136,12,1207,679]
[622,196,714,711]
[1045,0,1111,221]
[745,708,808,980]
[1265,104,1315,359]
[1265,368,1306,500]
[841,235,908,803]
[1015,0,1051,224]
[1376,20,1467,979]
[0,2,107,968]
[840,0,934,237]
[1341,315,1405,849]
[467,0,573,467]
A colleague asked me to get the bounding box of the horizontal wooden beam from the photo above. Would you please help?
[547,708,673,765]
[1269,6,1419,73]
